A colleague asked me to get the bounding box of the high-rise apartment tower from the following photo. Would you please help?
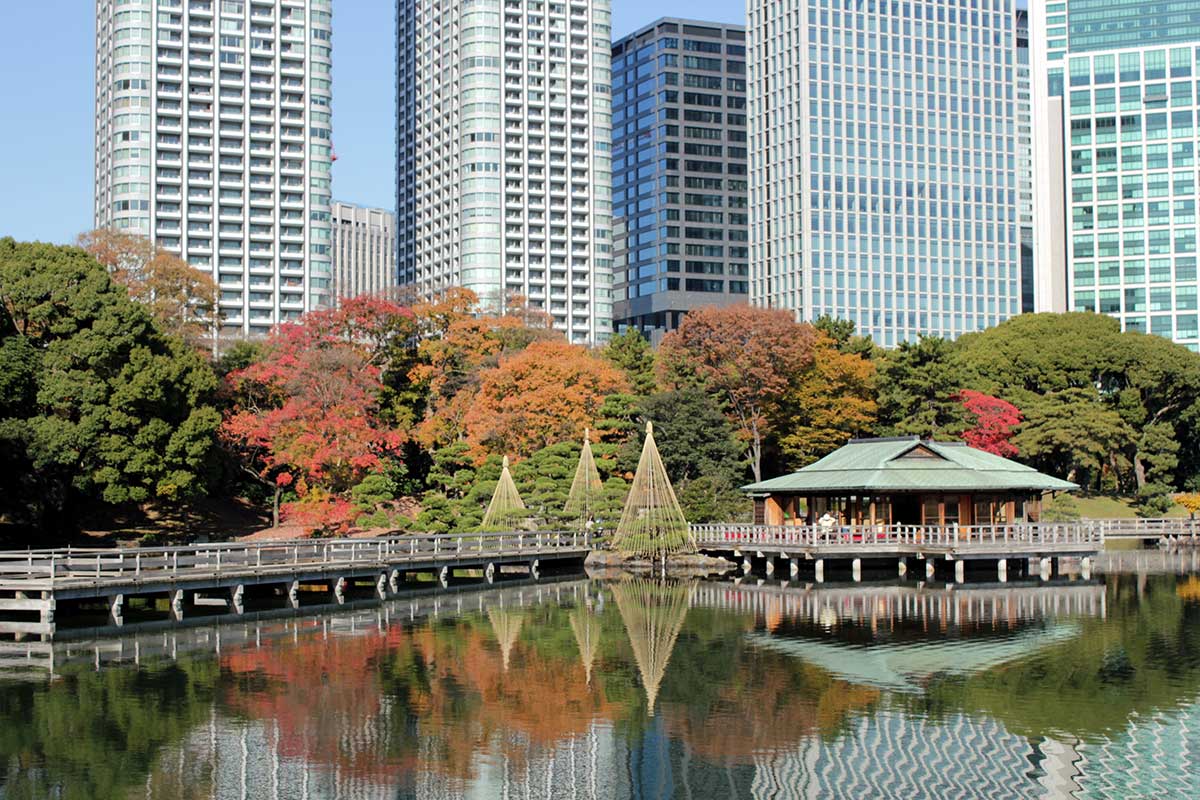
[93,0,334,337]
[394,0,615,344]
[749,0,1023,346]
[610,18,749,342]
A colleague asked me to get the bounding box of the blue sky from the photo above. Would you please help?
[0,0,745,246]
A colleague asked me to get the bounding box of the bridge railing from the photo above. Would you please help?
[0,530,591,586]
[689,522,1106,549]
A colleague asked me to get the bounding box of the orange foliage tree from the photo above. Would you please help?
[463,340,629,458]
[407,289,570,451]
[658,306,818,482]
[77,228,219,350]
[778,332,878,467]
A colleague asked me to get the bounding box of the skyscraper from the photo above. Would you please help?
[748,0,1023,347]
[1031,0,1200,350]
[610,19,749,341]
[93,0,335,338]
[1017,6,1035,314]
[331,201,396,301]
[395,0,615,344]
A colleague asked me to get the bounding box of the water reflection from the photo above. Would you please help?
[0,568,1198,799]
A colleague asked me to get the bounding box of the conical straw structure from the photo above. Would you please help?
[487,607,524,671]
[564,429,603,525]
[611,421,693,559]
[481,455,527,530]
[569,607,602,684]
[612,578,694,716]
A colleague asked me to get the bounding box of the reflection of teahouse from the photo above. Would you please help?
[743,437,1077,529]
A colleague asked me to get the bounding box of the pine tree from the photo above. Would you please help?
[611,421,693,560]
[480,455,527,530]
[564,429,603,528]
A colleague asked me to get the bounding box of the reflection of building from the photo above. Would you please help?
[743,437,1076,527]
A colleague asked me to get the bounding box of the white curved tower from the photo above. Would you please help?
[94,0,335,338]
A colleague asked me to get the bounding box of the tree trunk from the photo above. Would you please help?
[272,484,281,528]
[1133,452,1147,491]
[750,426,763,484]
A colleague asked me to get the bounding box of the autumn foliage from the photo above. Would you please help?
[957,390,1022,457]
[221,297,411,531]
[463,340,628,457]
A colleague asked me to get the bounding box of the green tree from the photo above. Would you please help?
[0,239,221,533]
[1012,388,1135,489]
[623,387,745,486]
[875,335,967,438]
[602,328,657,395]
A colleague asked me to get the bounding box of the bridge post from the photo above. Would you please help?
[288,580,300,609]
[925,559,936,580]
[742,556,752,573]
[40,591,54,633]
[1039,557,1052,581]
[954,560,965,584]
[851,558,862,582]
[334,576,347,604]
[170,589,185,620]
[230,584,244,614]
[997,558,1008,583]
[789,559,799,578]
[389,569,401,594]
[1081,556,1092,580]
[765,558,775,577]
[485,562,497,584]
[376,572,388,600]
[530,559,540,580]
[814,559,825,583]
[108,594,124,626]
[438,566,449,587]
[898,559,907,578]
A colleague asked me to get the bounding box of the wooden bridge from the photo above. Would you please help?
[690,522,1106,583]
[0,531,591,639]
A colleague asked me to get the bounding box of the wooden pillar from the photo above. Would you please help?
[334,576,347,604]
[954,560,965,584]
[814,559,825,583]
[925,559,936,580]
[898,559,907,578]
[171,589,185,620]
[997,558,1008,583]
[851,558,862,582]
[376,572,388,600]
[288,580,300,609]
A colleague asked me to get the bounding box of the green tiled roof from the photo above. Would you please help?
[742,437,1078,494]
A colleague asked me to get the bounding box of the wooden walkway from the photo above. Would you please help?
[0,531,591,638]
[691,522,1105,582]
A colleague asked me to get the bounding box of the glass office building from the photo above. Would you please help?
[611,19,749,341]
[748,0,1023,346]
[1033,0,1200,349]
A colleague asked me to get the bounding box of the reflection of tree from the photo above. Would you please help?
[570,607,603,684]
[663,661,879,762]
[486,607,525,670]
[901,575,1200,741]
[613,578,695,715]
[220,629,399,782]
[0,659,220,800]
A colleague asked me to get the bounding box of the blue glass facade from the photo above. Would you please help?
[750,0,1023,346]
[611,19,748,339]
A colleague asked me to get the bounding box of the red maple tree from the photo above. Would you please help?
[221,298,411,531]
[957,390,1022,457]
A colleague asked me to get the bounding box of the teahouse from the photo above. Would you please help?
[743,437,1077,528]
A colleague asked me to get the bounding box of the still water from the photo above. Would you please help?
[1,555,1199,799]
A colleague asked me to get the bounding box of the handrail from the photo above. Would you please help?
[688,521,1117,548]
[0,530,590,586]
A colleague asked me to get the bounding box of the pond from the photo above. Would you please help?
[1,555,1199,799]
